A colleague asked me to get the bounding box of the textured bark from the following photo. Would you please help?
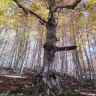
[43,22,57,77]
[56,46,77,51]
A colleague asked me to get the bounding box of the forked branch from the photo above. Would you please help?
[53,0,81,12]
[13,0,47,24]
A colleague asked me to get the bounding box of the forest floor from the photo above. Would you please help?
[0,67,96,96]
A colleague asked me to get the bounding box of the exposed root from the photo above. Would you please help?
[7,80,87,96]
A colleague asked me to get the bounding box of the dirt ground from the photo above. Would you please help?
[0,68,35,94]
[0,68,96,95]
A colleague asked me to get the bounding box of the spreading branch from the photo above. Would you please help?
[53,0,81,12]
[56,46,77,51]
[13,0,47,25]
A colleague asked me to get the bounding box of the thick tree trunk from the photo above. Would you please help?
[43,22,57,79]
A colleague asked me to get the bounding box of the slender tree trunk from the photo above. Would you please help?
[79,33,92,79]
[76,31,87,79]
[60,32,66,77]
[0,41,8,67]
[69,15,84,85]
[85,25,96,87]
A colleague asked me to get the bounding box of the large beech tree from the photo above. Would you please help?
[13,0,81,80]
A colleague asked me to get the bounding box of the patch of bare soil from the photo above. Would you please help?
[59,75,96,96]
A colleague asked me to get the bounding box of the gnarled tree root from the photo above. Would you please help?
[7,80,87,96]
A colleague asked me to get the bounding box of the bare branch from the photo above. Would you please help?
[53,0,81,12]
[13,0,47,24]
[56,46,77,51]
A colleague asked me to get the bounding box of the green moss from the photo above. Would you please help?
[6,80,88,96]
